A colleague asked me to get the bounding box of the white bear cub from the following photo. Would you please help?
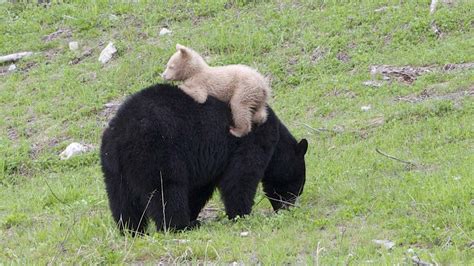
[162,44,271,137]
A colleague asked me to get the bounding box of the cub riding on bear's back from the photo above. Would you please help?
[100,83,308,234]
[162,44,271,138]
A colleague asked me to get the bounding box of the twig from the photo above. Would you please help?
[44,179,70,206]
[50,212,80,264]
[375,148,417,167]
[315,241,324,266]
[265,195,297,207]
[160,171,168,234]
[123,189,157,263]
[299,122,344,134]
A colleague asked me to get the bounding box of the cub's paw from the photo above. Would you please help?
[194,92,208,104]
[229,127,247,138]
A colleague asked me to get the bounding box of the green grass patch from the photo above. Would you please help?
[0,0,473,264]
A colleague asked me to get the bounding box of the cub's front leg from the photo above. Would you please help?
[178,84,208,104]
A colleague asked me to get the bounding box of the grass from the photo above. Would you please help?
[1,0,473,264]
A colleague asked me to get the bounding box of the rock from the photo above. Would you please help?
[109,14,119,21]
[8,64,16,72]
[171,239,190,244]
[0,52,34,63]
[104,101,121,108]
[240,231,249,237]
[372,239,395,250]
[412,255,432,266]
[98,42,117,64]
[59,142,91,160]
[363,80,383,87]
[407,248,415,254]
[159,28,172,36]
[69,41,79,51]
[361,105,372,111]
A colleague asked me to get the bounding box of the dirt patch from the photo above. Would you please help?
[310,47,327,64]
[396,86,474,103]
[69,48,94,65]
[198,206,221,222]
[336,51,350,63]
[7,127,19,141]
[42,28,72,42]
[288,56,298,66]
[99,99,123,125]
[370,63,474,84]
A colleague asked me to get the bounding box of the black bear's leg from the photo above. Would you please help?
[104,177,148,235]
[218,166,263,219]
[145,182,191,231]
[189,185,216,222]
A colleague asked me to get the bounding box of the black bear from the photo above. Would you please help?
[100,84,308,234]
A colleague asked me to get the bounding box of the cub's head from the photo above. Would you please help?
[162,44,206,81]
[263,138,308,212]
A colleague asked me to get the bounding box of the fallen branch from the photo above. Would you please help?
[375,148,417,168]
[300,123,331,133]
[0,52,34,63]
[370,63,474,83]
[42,28,72,42]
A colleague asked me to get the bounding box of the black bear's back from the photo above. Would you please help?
[102,84,237,186]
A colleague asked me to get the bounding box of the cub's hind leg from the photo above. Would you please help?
[229,95,253,137]
[252,104,268,125]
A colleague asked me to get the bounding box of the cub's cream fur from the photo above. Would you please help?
[162,44,271,137]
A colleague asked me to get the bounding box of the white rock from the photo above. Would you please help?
[240,231,249,237]
[159,28,172,36]
[109,14,118,21]
[372,239,395,250]
[60,142,90,160]
[98,42,117,64]
[361,105,372,111]
[363,80,383,87]
[69,41,79,51]
[104,101,121,108]
[407,248,415,254]
[8,64,16,71]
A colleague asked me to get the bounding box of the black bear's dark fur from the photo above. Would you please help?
[100,83,308,233]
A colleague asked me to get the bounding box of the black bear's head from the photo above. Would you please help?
[263,138,308,212]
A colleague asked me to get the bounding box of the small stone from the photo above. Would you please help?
[104,102,121,108]
[159,28,172,36]
[453,176,461,181]
[372,239,395,250]
[172,239,190,244]
[240,231,249,237]
[69,41,79,51]
[361,105,372,111]
[8,64,16,71]
[374,6,389,12]
[109,14,119,21]
[407,248,415,254]
[363,80,383,87]
[98,42,117,64]
[59,142,91,160]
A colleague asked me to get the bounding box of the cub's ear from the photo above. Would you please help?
[296,139,308,156]
[176,44,189,57]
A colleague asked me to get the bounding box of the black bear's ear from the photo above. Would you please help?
[296,139,308,156]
